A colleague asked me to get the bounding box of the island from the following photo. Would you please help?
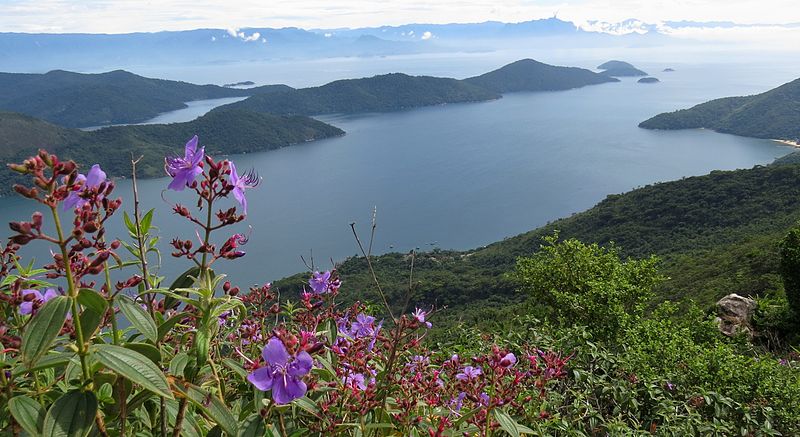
[663,68,675,72]
[638,77,660,84]
[462,58,618,93]
[639,77,800,142]
[0,109,343,195]
[223,81,256,88]
[597,60,648,77]
[223,59,620,116]
[0,69,292,128]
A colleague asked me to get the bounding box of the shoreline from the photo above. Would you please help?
[772,139,800,147]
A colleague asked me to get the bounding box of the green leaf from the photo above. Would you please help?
[157,312,187,343]
[12,352,74,377]
[9,395,45,436]
[140,209,154,234]
[117,295,158,343]
[493,408,533,437]
[238,414,266,437]
[123,211,137,236]
[21,296,71,367]
[180,383,238,436]
[222,358,248,380]
[168,352,191,378]
[293,397,319,416]
[165,267,201,310]
[92,344,173,399]
[42,390,97,437]
[77,289,107,313]
[124,342,162,364]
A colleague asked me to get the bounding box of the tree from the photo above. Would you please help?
[513,233,663,341]
[779,226,800,315]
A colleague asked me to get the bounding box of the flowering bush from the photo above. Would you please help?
[0,139,572,436]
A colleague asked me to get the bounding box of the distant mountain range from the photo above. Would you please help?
[0,70,291,128]
[639,78,800,142]
[0,109,343,195]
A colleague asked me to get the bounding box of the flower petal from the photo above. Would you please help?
[85,164,106,187]
[272,377,306,404]
[43,288,59,301]
[19,301,33,315]
[246,367,274,391]
[185,135,199,157]
[262,337,290,367]
[288,351,313,377]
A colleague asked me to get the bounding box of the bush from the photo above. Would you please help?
[513,233,663,341]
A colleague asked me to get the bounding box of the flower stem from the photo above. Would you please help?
[50,204,90,383]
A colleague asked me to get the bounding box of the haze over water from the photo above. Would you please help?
[2,53,798,286]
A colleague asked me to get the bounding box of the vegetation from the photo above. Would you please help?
[0,109,343,195]
[638,77,660,84]
[779,226,800,314]
[223,73,501,115]
[462,58,618,93]
[597,60,648,77]
[639,77,800,141]
[0,69,292,128]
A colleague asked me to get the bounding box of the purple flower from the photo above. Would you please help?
[479,393,490,406]
[63,164,107,211]
[309,271,331,294]
[342,371,367,390]
[456,366,482,381]
[351,313,377,338]
[19,288,59,315]
[247,337,313,404]
[165,135,204,191]
[499,353,517,368]
[412,308,432,329]
[450,392,467,412]
[228,161,259,214]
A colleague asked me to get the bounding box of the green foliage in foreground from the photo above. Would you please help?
[0,109,343,195]
[779,226,800,315]
[639,77,800,141]
[514,235,662,341]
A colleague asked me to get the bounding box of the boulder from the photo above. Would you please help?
[715,293,756,337]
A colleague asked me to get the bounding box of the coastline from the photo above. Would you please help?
[772,139,800,147]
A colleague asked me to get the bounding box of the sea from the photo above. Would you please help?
[3,47,799,287]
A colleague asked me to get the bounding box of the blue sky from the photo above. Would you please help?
[0,0,798,33]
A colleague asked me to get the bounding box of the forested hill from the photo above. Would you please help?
[219,73,501,115]
[275,163,800,321]
[222,59,620,116]
[639,77,800,142]
[0,69,292,128]
[463,58,618,93]
[0,109,343,194]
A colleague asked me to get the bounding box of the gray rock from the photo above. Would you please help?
[715,293,756,337]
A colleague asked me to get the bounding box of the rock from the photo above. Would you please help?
[715,293,756,337]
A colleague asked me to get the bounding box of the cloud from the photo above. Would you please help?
[421,30,433,40]
[226,27,261,42]
[0,0,799,34]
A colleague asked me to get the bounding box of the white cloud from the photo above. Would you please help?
[0,0,799,34]
[421,30,433,40]
[225,27,261,42]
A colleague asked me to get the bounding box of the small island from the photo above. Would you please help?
[597,60,648,77]
[663,68,675,72]
[638,77,660,84]
[223,81,256,88]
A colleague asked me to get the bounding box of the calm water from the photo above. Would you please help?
[81,97,248,130]
[4,55,799,287]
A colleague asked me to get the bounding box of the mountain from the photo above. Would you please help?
[275,163,800,322]
[597,60,648,77]
[0,69,292,128]
[222,73,501,115]
[463,58,618,93]
[0,109,343,194]
[639,78,800,142]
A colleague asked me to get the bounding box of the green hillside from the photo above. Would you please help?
[463,58,618,93]
[639,78,800,141]
[0,69,292,128]
[275,163,800,321]
[222,73,501,115]
[0,109,343,193]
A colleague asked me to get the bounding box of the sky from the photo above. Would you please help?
[1,0,799,34]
